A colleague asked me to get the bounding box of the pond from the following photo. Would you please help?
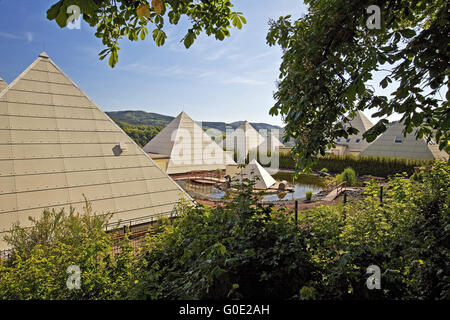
[261,172,325,202]
[176,171,326,202]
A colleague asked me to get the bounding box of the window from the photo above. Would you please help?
[356,139,361,143]
[336,138,341,143]
[346,139,350,143]
[394,136,403,143]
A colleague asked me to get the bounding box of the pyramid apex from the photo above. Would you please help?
[177,111,192,120]
[39,51,49,59]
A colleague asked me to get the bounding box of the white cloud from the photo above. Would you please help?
[25,32,34,43]
[0,32,20,39]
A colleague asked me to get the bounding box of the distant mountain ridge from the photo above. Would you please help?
[106,110,282,132]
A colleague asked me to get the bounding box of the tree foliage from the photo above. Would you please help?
[0,204,138,299]
[129,182,316,299]
[47,0,246,67]
[116,120,163,146]
[1,163,448,300]
[267,0,449,170]
[299,161,449,299]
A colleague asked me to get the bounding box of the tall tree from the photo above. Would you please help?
[267,0,449,170]
[47,0,246,67]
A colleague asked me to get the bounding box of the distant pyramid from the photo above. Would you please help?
[221,121,266,159]
[0,77,7,93]
[336,111,374,153]
[143,111,236,174]
[264,130,285,151]
[233,159,276,189]
[0,52,190,249]
[360,121,448,160]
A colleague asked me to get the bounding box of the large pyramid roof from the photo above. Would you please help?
[0,52,190,249]
[233,159,276,189]
[360,121,448,160]
[143,111,236,174]
[335,111,374,152]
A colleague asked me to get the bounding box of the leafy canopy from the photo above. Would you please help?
[0,203,138,299]
[47,0,246,67]
[267,0,449,170]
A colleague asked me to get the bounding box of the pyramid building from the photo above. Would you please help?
[329,111,374,155]
[0,77,7,93]
[264,131,285,151]
[0,52,190,249]
[143,111,236,174]
[233,159,276,189]
[221,121,267,161]
[360,121,449,160]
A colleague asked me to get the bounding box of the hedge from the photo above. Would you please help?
[289,153,434,177]
[237,151,436,177]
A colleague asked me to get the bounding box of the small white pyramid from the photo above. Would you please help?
[360,121,448,160]
[234,159,276,189]
[143,111,236,174]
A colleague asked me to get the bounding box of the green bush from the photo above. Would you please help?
[276,152,434,177]
[305,190,313,201]
[320,168,328,173]
[0,204,138,300]
[1,162,448,300]
[129,182,316,299]
[336,167,357,186]
[299,161,449,299]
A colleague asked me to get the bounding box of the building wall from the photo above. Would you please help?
[226,164,241,178]
[152,158,169,172]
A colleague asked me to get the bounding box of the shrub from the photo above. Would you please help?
[299,161,449,300]
[336,167,357,186]
[305,190,313,201]
[0,203,138,300]
[129,182,317,300]
[276,152,434,177]
[320,168,328,173]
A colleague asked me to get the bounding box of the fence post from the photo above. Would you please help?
[294,200,298,224]
[343,192,347,204]
[380,185,383,204]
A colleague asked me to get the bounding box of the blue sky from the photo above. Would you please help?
[0,0,401,127]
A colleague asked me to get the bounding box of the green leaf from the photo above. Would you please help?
[183,31,196,49]
[152,29,166,46]
[55,6,69,28]
[398,29,416,39]
[47,1,63,20]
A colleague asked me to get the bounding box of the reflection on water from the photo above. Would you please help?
[262,172,325,201]
[177,180,225,199]
[177,171,325,202]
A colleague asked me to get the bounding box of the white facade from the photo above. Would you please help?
[360,121,448,160]
[143,112,236,174]
[0,53,191,250]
